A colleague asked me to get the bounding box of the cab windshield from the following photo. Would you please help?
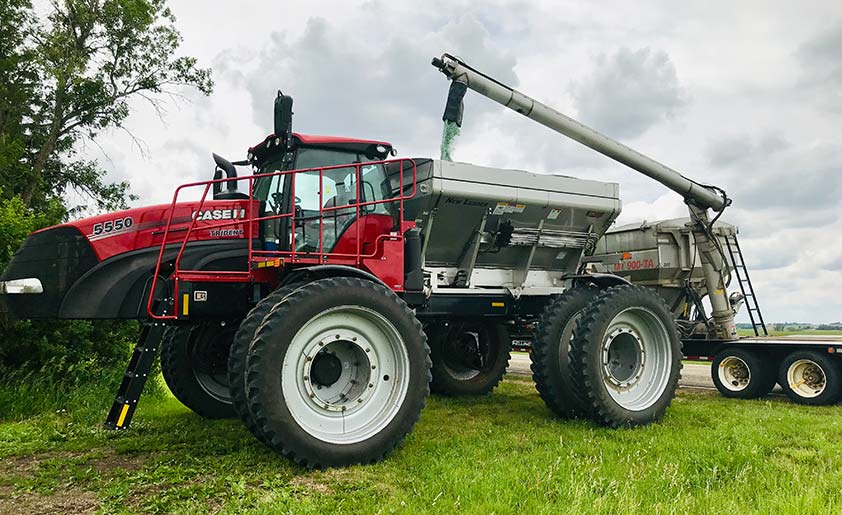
[253,147,393,251]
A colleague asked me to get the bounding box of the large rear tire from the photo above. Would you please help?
[711,348,776,399]
[429,319,511,396]
[778,351,841,406]
[228,283,303,442]
[161,323,237,419]
[245,277,431,467]
[570,285,681,427]
[531,287,598,418]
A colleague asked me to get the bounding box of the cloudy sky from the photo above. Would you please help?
[81,0,842,323]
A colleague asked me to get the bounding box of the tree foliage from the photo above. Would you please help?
[0,0,212,379]
[1,0,213,213]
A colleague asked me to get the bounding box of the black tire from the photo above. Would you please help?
[428,319,511,396]
[711,348,776,399]
[228,283,304,442]
[245,277,431,467]
[778,351,842,406]
[570,285,682,428]
[161,323,238,418]
[531,287,598,418]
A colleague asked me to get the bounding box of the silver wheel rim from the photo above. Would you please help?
[787,359,826,398]
[718,356,751,392]
[194,369,230,402]
[281,305,410,444]
[600,307,673,411]
[559,309,585,364]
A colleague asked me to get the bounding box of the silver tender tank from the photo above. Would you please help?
[590,217,737,305]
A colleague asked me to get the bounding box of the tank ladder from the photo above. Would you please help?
[723,234,768,336]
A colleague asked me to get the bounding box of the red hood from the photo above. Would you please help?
[50,199,256,261]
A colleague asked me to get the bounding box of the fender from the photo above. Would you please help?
[566,273,632,290]
[281,264,388,288]
[60,240,248,319]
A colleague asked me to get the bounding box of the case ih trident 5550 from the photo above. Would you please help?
[3,54,841,467]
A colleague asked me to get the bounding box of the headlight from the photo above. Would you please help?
[0,278,44,294]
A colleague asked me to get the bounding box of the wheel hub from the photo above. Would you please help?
[441,323,492,380]
[603,327,645,388]
[310,351,343,387]
[302,333,374,413]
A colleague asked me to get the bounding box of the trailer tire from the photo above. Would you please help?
[228,283,304,443]
[711,348,776,399]
[428,320,511,396]
[531,287,598,418]
[245,277,431,467]
[778,351,841,406]
[161,323,237,419]
[570,285,681,427]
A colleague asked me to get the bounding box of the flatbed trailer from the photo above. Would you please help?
[683,336,842,361]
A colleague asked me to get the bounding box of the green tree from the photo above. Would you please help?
[1,0,213,213]
[0,0,213,380]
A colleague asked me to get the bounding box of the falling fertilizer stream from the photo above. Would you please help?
[440,120,460,161]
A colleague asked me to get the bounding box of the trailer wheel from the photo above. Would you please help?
[569,285,681,427]
[245,277,430,467]
[531,287,598,418]
[161,323,237,419]
[228,283,304,442]
[779,351,841,406]
[428,320,511,396]
[711,348,776,399]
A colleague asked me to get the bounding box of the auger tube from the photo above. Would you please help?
[431,54,726,212]
[432,53,737,339]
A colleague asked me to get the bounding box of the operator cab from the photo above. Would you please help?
[249,133,396,252]
[228,92,397,253]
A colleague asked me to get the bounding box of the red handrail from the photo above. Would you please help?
[146,158,417,320]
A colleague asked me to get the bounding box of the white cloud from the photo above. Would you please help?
[571,47,688,139]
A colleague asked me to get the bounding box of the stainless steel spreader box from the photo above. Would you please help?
[390,159,622,288]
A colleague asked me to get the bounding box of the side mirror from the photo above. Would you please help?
[274,91,294,140]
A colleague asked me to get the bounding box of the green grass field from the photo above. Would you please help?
[2,375,842,515]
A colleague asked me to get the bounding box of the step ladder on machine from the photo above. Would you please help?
[723,234,768,337]
[104,322,166,430]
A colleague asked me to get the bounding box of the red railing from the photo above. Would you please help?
[147,158,417,320]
